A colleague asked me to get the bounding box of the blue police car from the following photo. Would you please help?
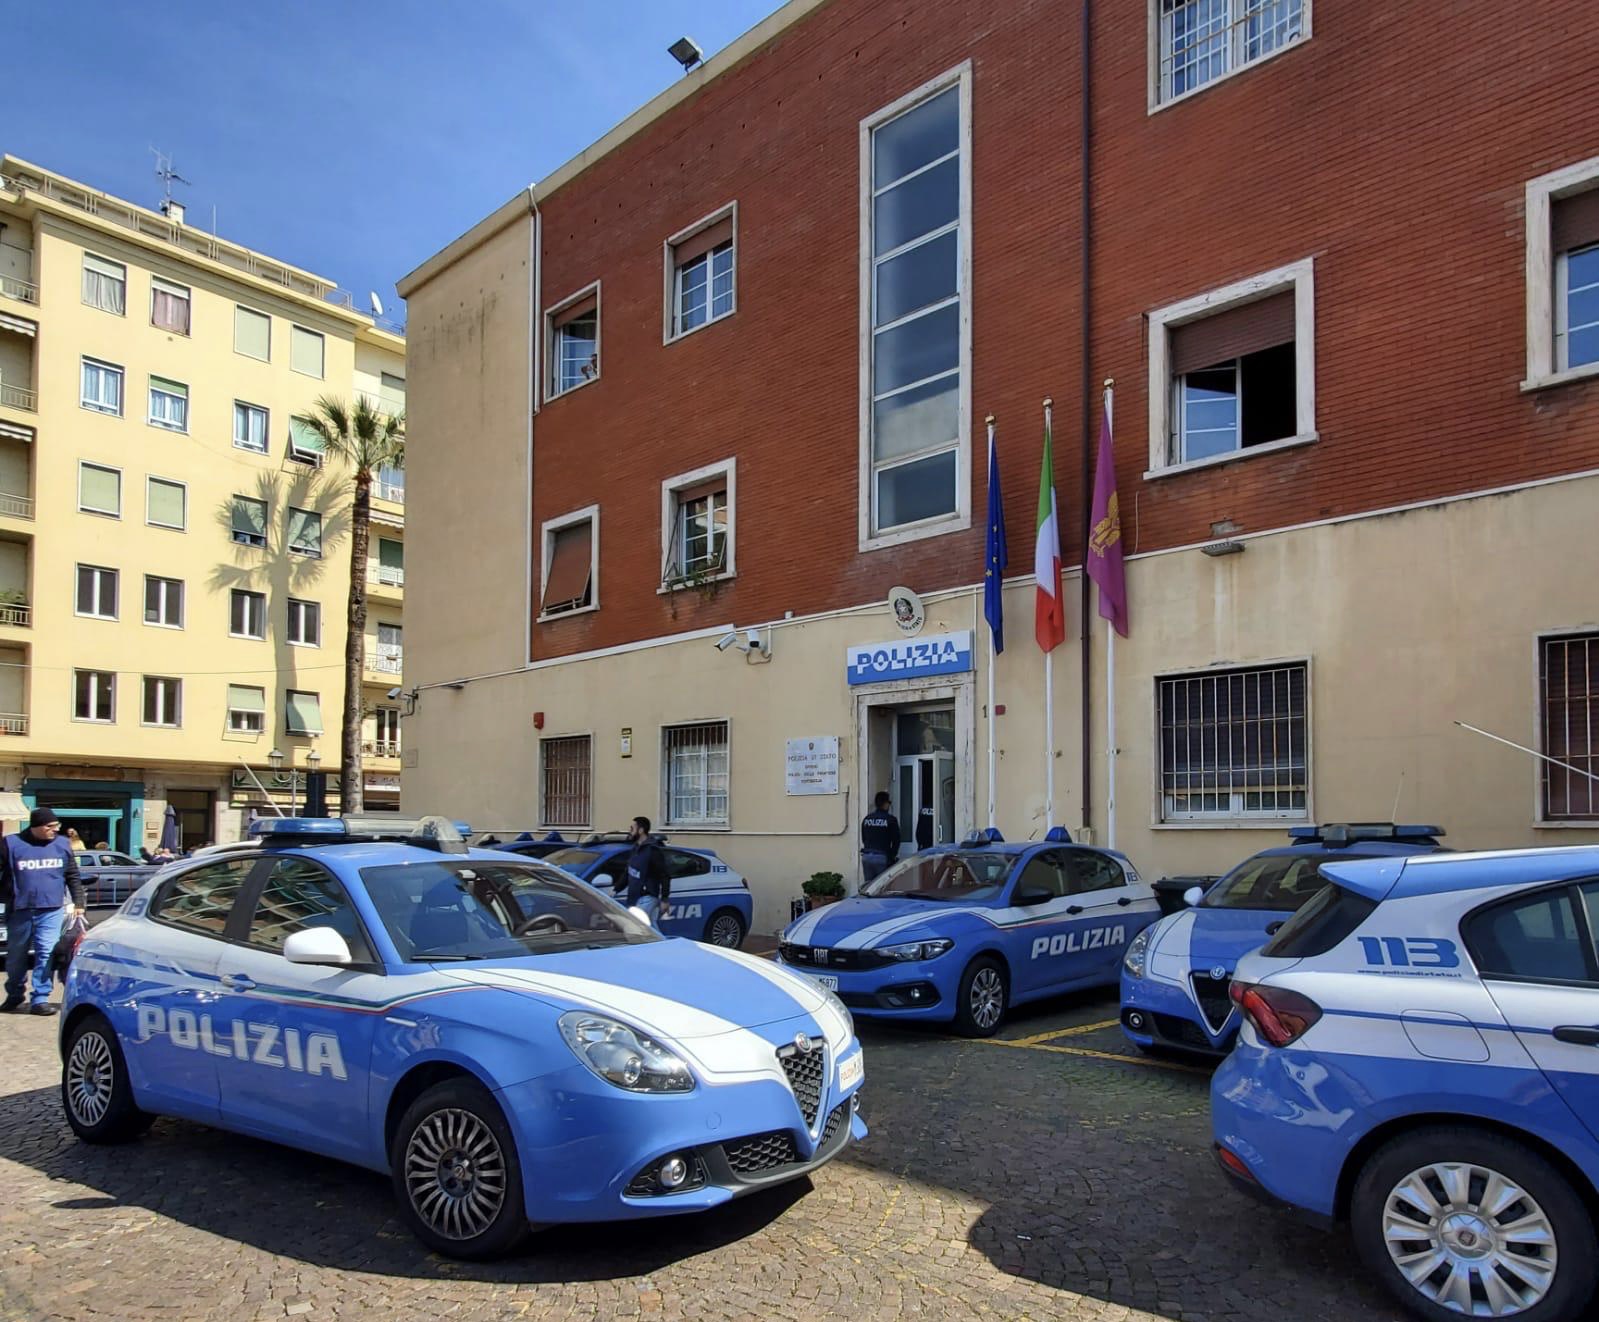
[1120,823,1446,1056]
[1213,846,1599,1322]
[777,831,1159,1036]
[58,816,865,1259]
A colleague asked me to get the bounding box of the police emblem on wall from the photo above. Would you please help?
[888,585,926,636]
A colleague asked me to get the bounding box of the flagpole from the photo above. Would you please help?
[1104,380,1116,851]
[1043,397,1056,831]
[985,414,998,832]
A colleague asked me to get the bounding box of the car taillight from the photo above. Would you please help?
[1229,980,1322,1047]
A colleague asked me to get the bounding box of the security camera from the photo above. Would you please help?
[745,628,763,653]
[386,686,403,700]
[715,632,740,652]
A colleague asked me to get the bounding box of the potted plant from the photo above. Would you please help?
[802,871,845,910]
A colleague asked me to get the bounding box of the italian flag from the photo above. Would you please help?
[1034,412,1065,653]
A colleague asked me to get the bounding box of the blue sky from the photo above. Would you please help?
[9,1,783,322]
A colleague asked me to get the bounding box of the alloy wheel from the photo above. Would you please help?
[970,967,1004,1030]
[708,914,743,947]
[403,1108,508,1241]
[66,1030,114,1128]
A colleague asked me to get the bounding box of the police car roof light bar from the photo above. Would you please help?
[960,828,1006,846]
[249,814,470,853]
[1043,826,1072,843]
[1285,822,1445,846]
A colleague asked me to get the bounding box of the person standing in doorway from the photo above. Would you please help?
[860,791,901,885]
[622,816,670,927]
[2,807,85,1015]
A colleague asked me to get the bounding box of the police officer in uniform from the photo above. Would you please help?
[2,806,85,1015]
[860,791,901,885]
[623,816,671,927]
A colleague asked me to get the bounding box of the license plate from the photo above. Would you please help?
[838,1051,864,1091]
[811,973,839,991]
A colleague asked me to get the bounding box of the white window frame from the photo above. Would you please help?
[150,276,191,335]
[77,462,122,518]
[539,732,594,829]
[141,675,182,729]
[234,305,271,361]
[80,356,124,416]
[1145,257,1317,478]
[658,458,736,592]
[81,253,126,315]
[286,597,321,648]
[858,62,973,553]
[663,202,738,343]
[230,588,266,641]
[145,476,187,531]
[227,686,266,734]
[284,689,324,737]
[143,575,184,630]
[286,506,323,558]
[1524,155,1599,392]
[233,400,269,454]
[1147,0,1312,114]
[72,669,116,724]
[537,504,600,621]
[75,564,119,620]
[543,281,602,401]
[230,495,267,548]
[147,376,189,432]
[661,720,731,829]
[289,325,326,379]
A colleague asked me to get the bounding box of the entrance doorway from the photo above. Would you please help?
[894,707,956,852]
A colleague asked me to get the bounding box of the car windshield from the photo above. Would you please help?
[542,848,600,873]
[1202,851,1381,912]
[361,859,658,962]
[861,850,1012,901]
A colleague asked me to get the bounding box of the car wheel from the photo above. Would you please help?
[61,1013,153,1144]
[391,1078,529,1260]
[1351,1126,1598,1322]
[953,956,1007,1038]
[705,908,746,948]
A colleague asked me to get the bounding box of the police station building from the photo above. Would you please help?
[398,0,1599,933]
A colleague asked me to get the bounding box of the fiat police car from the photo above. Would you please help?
[58,816,865,1259]
[1213,846,1599,1322]
[778,830,1159,1036]
[1121,823,1446,1056]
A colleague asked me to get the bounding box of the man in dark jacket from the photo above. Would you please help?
[2,807,85,1015]
[622,816,670,927]
[860,791,901,886]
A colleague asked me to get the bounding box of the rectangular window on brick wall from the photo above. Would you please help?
[660,461,734,589]
[664,721,729,827]
[1524,159,1599,388]
[666,207,736,340]
[1157,662,1309,821]
[1154,0,1307,107]
[1541,633,1598,822]
[540,735,592,828]
[546,285,600,398]
[539,506,598,617]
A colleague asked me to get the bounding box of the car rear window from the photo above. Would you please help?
[1203,851,1379,912]
[1260,883,1378,958]
[543,848,599,871]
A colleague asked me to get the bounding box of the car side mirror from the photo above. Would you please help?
[1183,886,1205,908]
[283,928,353,966]
[1013,886,1053,908]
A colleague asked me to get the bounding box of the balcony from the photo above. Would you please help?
[364,648,403,683]
[0,381,34,413]
[367,562,404,602]
[374,478,405,504]
[0,274,37,306]
[0,493,32,519]
[0,599,30,627]
[362,739,401,762]
[0,712,25,735]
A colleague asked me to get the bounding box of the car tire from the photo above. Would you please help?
[1351,1126,1598,1322]
[390,1077,529,1260]
[952,956,1008,1038]
[61,1012,153,1144]
[705,907,746,949]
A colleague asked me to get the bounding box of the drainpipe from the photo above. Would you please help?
[526,184,542,665]
[1078,0,1096,836]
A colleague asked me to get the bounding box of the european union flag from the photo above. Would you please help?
[984,423,1008,653]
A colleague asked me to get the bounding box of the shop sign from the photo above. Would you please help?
[846,630,973,687]
[785,737,840,795]
[365,773,400,793]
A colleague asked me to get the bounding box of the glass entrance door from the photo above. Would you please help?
[895,750,956,852]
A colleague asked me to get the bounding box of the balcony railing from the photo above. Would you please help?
[0,712,26,735]
[369,563,405,588]
[374,479,405,504]
[362,739,401,758]
[0,382,35,412]
[0,274,37,304]
[367,649,403,675]
[0,492,32,519]
[0,601,31,627]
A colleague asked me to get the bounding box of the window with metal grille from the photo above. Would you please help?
[1542,633,1598,821]
[540,735,592,828]
[664,722,729,827]
[1157,0,1305,104]
[1158,663,1308,820]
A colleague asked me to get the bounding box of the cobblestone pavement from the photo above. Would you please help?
[0,988,1402,1322]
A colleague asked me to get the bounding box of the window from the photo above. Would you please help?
[1525,161,1599,388]
[1064,849,1128,894]
[80,357,124,415]
[378,372,406,416]
[863,71,971,544]
[376,463,405,503]
[1148,260,1315,473]
[1541,632,1598,821]
[372,706,400,756]
[230,588,266,639]
[73,669,115,722]
[667,207,736,339]
[376,622,403,673]
[539,507,597,617]
[233,305,271,360]
[287,506,322,557]
[147,377,188,431]
[230,495,267,547]
[75,564,118,619]
[1466,885,1597,985]
[1158,662,1308,820]
[78,462,121,517]
[245,858,375,961]
[146,476,186,530]
[284,689,324,736]
[661,462,734,587]
[1154,0,1307,107]
[150,277,191,335]
[287,598,321,647]
[540,735,592,828]
[1260,884,1378,959]
[234,401,268,453]
[1014,852,1070,900]
[151,859,254,937]
[287,417,325,466]
[290,325,325,378]
[142,676,182,728]
[375,537,404,586]
[81,254,126,314]
[663,721,729,827]
[227,684,265,734]
[144,575,184,628]
[546,285,599,397]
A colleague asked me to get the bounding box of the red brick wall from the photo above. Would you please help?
[528,0,1599,660]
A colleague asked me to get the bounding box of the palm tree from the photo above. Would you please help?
[303,394,405,813]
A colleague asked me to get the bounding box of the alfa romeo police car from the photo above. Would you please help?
[58,816,865,1259]
[1212,846,1599,1322]
[778,830,1159,1036]
[1121,823,1446,1056]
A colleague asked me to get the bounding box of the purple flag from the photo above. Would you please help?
[1085,390,1128,638]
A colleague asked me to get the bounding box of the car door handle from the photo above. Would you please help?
[1553,1025,1599,1046]
[1116,896,1132,907]
[1066,905,1083,915]
[220,973,257,992]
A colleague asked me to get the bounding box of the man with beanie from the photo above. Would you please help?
[2,807,85,1015]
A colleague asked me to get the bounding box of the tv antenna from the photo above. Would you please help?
[150,147,190,213]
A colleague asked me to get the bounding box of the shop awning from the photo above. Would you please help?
[0,791,28,820]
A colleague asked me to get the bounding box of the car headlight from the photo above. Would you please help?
[1123,927,1152,979]
[558,1011,694,1093]
[879,938,955,962]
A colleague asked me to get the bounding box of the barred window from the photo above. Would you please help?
[1158,663,1308,820]
[1157,0,1305,104]
[540,735,592,829]
[1542,633,1598,821]
[664,721,729,827]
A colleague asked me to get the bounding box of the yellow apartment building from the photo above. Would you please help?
[0,156,406,851]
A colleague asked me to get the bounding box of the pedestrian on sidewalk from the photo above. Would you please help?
[622,816,670,928]
[859,791,901,886]
[2,807,85,1015]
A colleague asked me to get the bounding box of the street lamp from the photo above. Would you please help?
[267,747,317,815]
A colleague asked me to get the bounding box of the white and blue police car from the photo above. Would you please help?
[1212,846,1599,1322]
[777,829,1159,1036]
[1121,823,1446,1056]
[58,816,865,1259]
